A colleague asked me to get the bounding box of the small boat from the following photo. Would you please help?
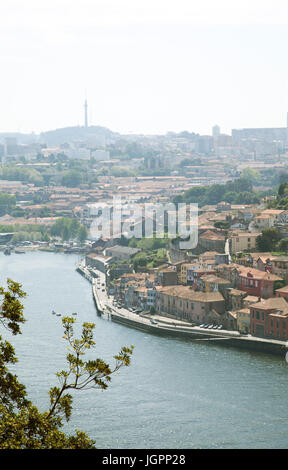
[52,310,56,315]
[72,312,77,316]
[56,313,61,317]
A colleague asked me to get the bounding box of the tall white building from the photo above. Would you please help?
[212,125,220,139]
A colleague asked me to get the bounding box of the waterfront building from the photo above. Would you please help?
[237,266,283,299]
[250,297,288,340]
[199,274,231,294]
[156,285,225,323]
[156,268,178,286]
[220,310,238,331]
[187,264,202,285]
[85,253,113,273]
[214,263,239,285]
[226,288,248,311]
[236,308,251,334]
[179,263,194,285]
[146,286,158,309]
[189,267,217,289]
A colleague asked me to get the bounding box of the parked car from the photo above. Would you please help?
[217,325,223,330]
[208,325,214,329]
[150,319,158,325]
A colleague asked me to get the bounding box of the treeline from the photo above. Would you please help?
[0,193,17,216]
[0,218,88,243]
[174,177,264,207]
[256,227,288,254]
[267,181,288,210]
[0,223,50,244]
[50,217,88,242]
[0,193,55,218]
[0,166,44,185]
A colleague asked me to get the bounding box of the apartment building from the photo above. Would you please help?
[229,232,260,254]
[156,285,225,323]
[237,266,283,299]
[250,297,288,340]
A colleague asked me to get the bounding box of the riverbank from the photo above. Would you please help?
[1,243,88,255]
[76,263,288,358]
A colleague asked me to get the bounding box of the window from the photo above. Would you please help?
[256,311,260,320]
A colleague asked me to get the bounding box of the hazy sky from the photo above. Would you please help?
[1,0,288,136]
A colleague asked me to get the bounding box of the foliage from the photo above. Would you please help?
[0,280,134,449]
[0,193,17,216]
[77,225,88,243]
[11,231,47,243]
[256,228,281,252]
[174,177,261,206]
[50,218,87,242]
[276,238,288,253]
[129,237,168,251]
[131,238,168,270]
[61,170,83,188]
[0,166,44,186]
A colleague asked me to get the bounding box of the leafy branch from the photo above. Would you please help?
[47,317,134,421]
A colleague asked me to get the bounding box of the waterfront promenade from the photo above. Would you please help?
[76,262,288,357]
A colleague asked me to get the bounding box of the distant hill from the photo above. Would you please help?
[40,126,120,146]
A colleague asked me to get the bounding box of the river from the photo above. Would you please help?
[1,251,288,449]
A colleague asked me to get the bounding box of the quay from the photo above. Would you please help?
[76,263,288,358]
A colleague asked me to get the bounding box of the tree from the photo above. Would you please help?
[61,170,83,188]
[78,225,88,243]
[0,279,133,449]
[256,228,281,252]
[276,238,288,253]
[0,193,16,216]
[240,167,260,185]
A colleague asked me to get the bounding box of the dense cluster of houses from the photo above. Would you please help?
[3,173,288,343]
[85,236,288,342]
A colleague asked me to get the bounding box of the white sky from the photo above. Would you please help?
[1,0,288,135]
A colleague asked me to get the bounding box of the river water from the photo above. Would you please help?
[1,251,288,449]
